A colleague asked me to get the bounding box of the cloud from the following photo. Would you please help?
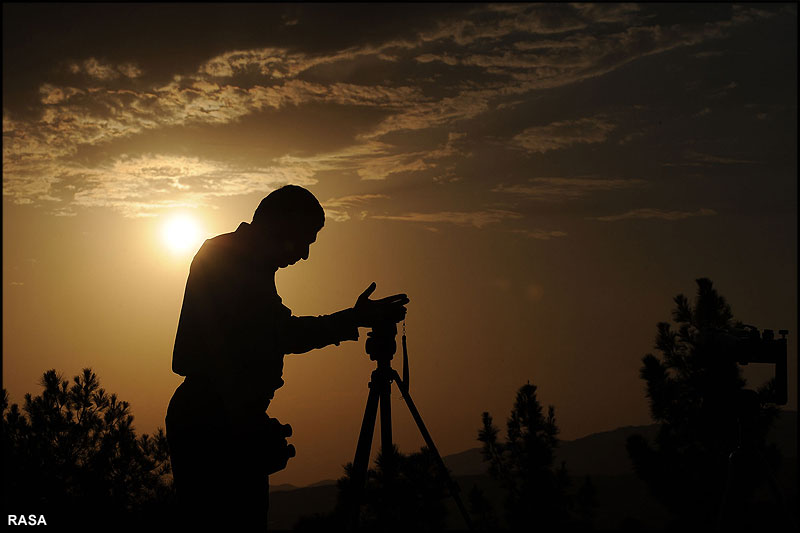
[371,209,522,228]
[198,46,397,80]
[494,177,645,201]
[69,58,143,80]
[275,141,431,181]
[39,84,86,105]
[7,78,426,170]
[406,6,762,96]
[359,154,433,181]
[511,229,568,240]
[512,117,616,153]
[2,3,779,215]
[417,4,613,46]
[663,151,759,167]
[708,80,739,99]
[3,77,430,212]
[685,151,757,165]
[364,91,492,139]
[591,208,717,222]
[1,158,65,205]
[51,208,78,217]
[61,153,318,217]
[322,193,389,222]
[694,50,724,59]
[274,133,468,182]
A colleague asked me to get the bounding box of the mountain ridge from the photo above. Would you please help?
[272,409,796,491]
[267,410,796,530]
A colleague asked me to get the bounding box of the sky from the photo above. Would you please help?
[3,3,797,488]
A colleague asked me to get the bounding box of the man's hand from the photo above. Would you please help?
[264,417,296,475]
[353,282,409,327]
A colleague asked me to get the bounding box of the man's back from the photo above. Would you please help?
[172,223,288,416]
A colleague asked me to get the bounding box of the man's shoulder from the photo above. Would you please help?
[191,226,246,268]
[203,229,238,250]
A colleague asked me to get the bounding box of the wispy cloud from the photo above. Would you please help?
[684,151,758,165]
[371,209,522,228]
[275,133,468,183]
[512,117,616,153]
[591,208,717,222]
[494,177,645,201]
[511,229,568,240]
[69,58,143,80]
[65,153,318,217]
[1,3,778,217]
[322,194,389,222]
[663,151,760,167]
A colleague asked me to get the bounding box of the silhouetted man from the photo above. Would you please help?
[165,185,408,530]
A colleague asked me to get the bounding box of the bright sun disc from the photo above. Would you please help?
[162,215,202,254]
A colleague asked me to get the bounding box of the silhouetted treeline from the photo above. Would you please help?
[2,369,175,529]
[294,381,597,531]
[294,445,450,530]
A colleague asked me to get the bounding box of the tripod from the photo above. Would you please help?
[348,322,473,530]
[715,389,796,530]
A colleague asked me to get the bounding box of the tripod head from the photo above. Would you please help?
[365,321,398,362]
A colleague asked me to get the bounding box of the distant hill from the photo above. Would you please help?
[269,478,337,493]
[440,423,661,479]
[443,410,796,478]
[268,410,797,530]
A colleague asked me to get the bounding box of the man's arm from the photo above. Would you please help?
[278,309,360,355]
[276,283,408,355]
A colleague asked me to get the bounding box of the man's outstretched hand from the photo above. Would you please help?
[353,282,408,327]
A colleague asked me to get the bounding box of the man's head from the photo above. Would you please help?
[251,185,325,268]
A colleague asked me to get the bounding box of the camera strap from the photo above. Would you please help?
[402,320,409,391]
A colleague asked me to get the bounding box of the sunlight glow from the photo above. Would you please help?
[161,215,203,254]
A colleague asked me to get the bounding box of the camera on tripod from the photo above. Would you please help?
[713,326,794,529]
[725,325,788,405]
[365,322,398,362]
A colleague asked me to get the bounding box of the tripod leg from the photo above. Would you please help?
[350,383,380,529]
[379,372,393,461]
[391,370,473,530]
[756,451,798,529]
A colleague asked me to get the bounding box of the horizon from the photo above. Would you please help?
[274,407,798,490]
[3,3,797,488]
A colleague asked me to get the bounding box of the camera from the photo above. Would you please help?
[726,326,788,405]
[365,321,398,362]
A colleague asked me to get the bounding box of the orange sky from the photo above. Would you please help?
[3,4,797,487]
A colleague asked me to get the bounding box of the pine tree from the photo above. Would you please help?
[2,368,174,528]
[478,382,573,529]
[296,445,449,530]
[626,278,782,528]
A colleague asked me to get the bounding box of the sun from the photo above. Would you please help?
[161,214,204,254]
